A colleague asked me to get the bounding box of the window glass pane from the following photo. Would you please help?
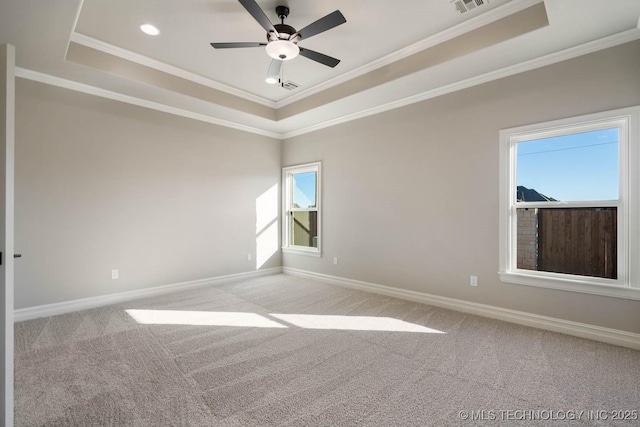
[290,211,318,248]
[292,172,316,208]
[516,207,617,279]
[516,128,618,202]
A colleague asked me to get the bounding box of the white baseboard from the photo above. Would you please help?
[14,267,282,322]
[283,267,640,350]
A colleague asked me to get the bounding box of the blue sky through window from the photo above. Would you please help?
[293,172,316,208]
[516,128,619,201]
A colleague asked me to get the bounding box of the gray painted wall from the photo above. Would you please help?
[15,79,281,309]
[282,40,640,334]
[13,41,640,335]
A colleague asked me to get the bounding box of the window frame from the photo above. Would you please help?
[282,161,322,257]
[499,106,640,300]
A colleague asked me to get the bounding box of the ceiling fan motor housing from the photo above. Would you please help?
[268,24,299,42]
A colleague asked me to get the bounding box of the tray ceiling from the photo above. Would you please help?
[1,0,639,138]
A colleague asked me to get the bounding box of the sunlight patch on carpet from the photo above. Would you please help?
[126,309,444,333]
[125,309,287,328]
[270,314,445,333]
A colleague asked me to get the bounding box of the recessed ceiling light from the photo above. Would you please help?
[140,24,160,36]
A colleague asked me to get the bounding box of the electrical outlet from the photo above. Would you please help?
[247,253,252,261]
[333,257,339,266]
[470,275,478,287]
[111,269,119,280]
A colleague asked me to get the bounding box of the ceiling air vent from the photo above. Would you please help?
[282,81,300,90]
[451,0,488,14]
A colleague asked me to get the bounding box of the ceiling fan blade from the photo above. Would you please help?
[297,10,346,40]
[210,42,267,49]
[299,48,340,68]
[238,0,278,34]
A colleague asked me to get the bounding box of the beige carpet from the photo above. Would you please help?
[14,274,640,426]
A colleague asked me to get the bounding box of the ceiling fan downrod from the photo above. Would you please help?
[276,5,289,25]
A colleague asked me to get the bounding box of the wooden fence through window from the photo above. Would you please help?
[537,207,617,279]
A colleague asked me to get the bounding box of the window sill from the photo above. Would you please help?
[282,247,322,258]
[499,271,640,300]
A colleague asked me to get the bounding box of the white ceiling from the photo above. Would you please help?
[74,0,513,103]
[1,0,640,138]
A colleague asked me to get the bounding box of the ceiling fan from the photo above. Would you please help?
[210,0,346,84]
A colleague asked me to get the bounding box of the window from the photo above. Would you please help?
[283,162,321,256]
[499,106,640,299]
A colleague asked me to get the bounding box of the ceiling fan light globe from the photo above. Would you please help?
[265,40,299,61]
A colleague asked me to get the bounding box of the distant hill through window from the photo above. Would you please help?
[516,185,557,202]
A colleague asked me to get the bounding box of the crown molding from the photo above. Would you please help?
[69,32,277,109]
[65,0,86,60]
[15,27,640,141]
[275,0,544,108]
[69,0,543,111]
[14,67,282,139]
[282,28,640,139]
